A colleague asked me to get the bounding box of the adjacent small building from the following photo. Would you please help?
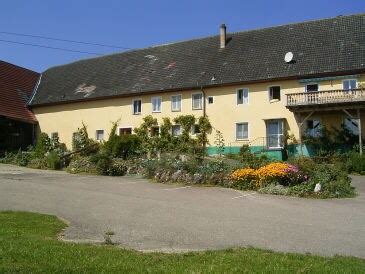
[0,61,39,154]
[28,14,365,159]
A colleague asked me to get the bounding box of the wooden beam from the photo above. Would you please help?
[299,111,314,127]
[342,109,354,118]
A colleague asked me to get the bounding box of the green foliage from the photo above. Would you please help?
[287,156,316,175]
[345,152,365,174]
[134,115,158,156]
[27,157,48,169]
[0,150,32,166]
[196,116,212,149]
[108,159,128,176]
[72,123,99,155]
[303,124,358,156]
[34,133,51,157]
[173,115,197,153]
[157,117,174,152]
[307,164,355,198]
[239,144,270,168]
[214,130,225,157]
[90,152,113,175]
[67,156,98,174]
[46,151,62,170]
[105,134,141,159]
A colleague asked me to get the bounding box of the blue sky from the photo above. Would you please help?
[1,0,364,72]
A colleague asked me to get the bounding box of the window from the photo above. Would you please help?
[344,118,359,135]
[192,93,203,110]
[151,126,160,137]
[236,123,248,140]
[208,96,214,104]
[343,79,357,90]
[266,120,284,148]
[306,84,319,92]
[191,124,200,135]
[306,120,321,137]
[132,99,141,115]
[50,132,58,139]
[151,97,162,112]
[172,125,181,136]
[171,95,181,112]
[237,88,249,104]
[269,86,281,101]
[119,128,132,135]
[96,129,104,140]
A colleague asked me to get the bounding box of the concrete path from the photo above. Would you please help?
[0,163,364,258]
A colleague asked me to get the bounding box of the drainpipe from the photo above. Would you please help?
[200,85,206,117]
[200,85,207,155]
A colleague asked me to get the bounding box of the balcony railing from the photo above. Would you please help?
[286,88,365,107]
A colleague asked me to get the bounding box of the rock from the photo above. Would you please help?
[314,183,321,193]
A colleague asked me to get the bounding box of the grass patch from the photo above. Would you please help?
[0,211,364,273]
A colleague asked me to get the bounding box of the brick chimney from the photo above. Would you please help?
[220,24,226,49]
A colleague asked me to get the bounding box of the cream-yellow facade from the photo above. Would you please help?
[32,74,365,150]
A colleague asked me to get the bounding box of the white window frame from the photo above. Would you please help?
[192,92,203,110]
[342,79,358,90]
[235,122,249,140]
[118,126,133,135]
[172,125,181,136]
[95,129,104,141]
[266,119,284,149]
[151,96,162,113]
[236,88,249,105]
[132,99,142,115]
[305,83,319,92]
[268,85,281,102]
[171,94,182,112]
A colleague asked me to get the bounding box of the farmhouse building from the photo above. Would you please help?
[29,14,365,159]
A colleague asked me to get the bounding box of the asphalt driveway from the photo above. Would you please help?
[0,163,364,258]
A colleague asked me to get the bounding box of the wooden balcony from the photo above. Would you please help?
[286,88,365,111]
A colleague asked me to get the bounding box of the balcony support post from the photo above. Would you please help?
[357,109,362,155]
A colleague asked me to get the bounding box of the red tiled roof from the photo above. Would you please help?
[0,60,40,123]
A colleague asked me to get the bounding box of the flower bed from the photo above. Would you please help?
[229,161,355,198]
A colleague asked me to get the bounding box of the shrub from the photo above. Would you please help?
[307,164,355,198]
[72,123,99,155]
[0,150,35,167]
[46,151,62,170]
[34,133,51,157]
[90,152,113,175]
[108,159,127,176]
[105,134,141,159]
[67,157,98,174]
[287,156,316,175]
[239,144,270,169]
[27,158,47,169]
[345,152,365,174]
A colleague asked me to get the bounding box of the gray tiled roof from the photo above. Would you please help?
[30,14,365,106]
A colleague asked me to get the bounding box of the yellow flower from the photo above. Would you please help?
[230,162,292,188]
